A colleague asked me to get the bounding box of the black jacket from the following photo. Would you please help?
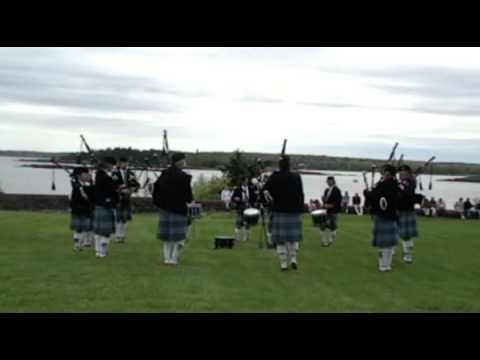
[231,186,248,212]
[70,181,95,216]
[397,178,416,211]
[370,177,399,220]
[263,170,304,213]
[153,166,193,216]
[94,169,119,208]
[323,186,342,214]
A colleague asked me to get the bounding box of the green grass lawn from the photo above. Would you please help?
[0,210,479,312]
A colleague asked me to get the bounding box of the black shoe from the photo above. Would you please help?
[281,267,288,272]
[291,263,298,270]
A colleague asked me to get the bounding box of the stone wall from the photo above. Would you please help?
[0,193,475,219]
[0,194,226,213]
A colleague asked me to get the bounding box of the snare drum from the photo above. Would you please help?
[243,208,260,226]
[311,209,327,228]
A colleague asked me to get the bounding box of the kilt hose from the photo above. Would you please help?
[397,211,418,240]
[372,215,399,248]
[93,206,116,237]
[157,209,189,242]
[70,214,93,233]
[271,212,303,245]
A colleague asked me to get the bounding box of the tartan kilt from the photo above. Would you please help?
[93,206,115,237]
[398,211,418,240]
[115,205,133,224]
[372,216,399,248]
[320,213,338,231]
[271,212,303,245]
[70,214,93,233]
[157,210,188,242]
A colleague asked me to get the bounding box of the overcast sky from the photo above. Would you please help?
[0,47,479,163]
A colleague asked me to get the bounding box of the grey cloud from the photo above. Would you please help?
[240,96,285,104]
[0,112,215,143]
[371,134,480,150]
[300,102,364,109]
[0,49,207,113]
[323,65,480,117]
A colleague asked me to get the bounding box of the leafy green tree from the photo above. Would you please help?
[192,175,229,201]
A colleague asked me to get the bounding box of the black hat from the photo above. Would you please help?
[327,176,335,181]
[279,155,290,171]
[102,156,117,166]
[382,164,397,175]
[72,167,89,176]
[171,152,186,165]
[398,164,412,172]
[119,157,128,163]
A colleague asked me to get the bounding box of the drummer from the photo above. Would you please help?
[231,178,251,242]
[320,176,342,247]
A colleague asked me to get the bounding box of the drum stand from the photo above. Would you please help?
[258,205,274,249]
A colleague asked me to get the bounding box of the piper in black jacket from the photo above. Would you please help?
[320,176,342,247]
[367,164,400,272]
[397,165,418,264]
[112,157,140,243]
[263,156,305,271]
[69,167,95,252]
[153,152,193,266]
[92,157,118,258]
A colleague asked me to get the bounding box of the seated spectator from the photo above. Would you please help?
[430,197,438,217]
[454,198,465,220]
[422,198,432,217]
[464,198,473,219]
[437,198,447,216]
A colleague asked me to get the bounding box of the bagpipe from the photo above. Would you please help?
[414,156,436,191]
[138,130,170,194]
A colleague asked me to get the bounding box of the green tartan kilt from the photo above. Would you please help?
[157,210,188,242]
[93,206,116,237]
[320,213,338,231]
[398,211,418,240]
[115,205,133,224]
[70,215,93,233]
[372,216,399,248]
[271,212,303,245]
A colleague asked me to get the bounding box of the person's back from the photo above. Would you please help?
[264,171,304,213]
[262,156,304,271]
[153,164,193,216]
[465,198,473,210]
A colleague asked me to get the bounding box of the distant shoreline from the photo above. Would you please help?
[2,150,480,176]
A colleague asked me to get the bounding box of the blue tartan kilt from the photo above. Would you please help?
[372,216,399,248]
[320,213,338,231]
[93,206,115,237]
[398,211,418,240]
[157,210,188,242]
[271,212,303,245]
[70,215,93,233]
[115,205,133,224]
